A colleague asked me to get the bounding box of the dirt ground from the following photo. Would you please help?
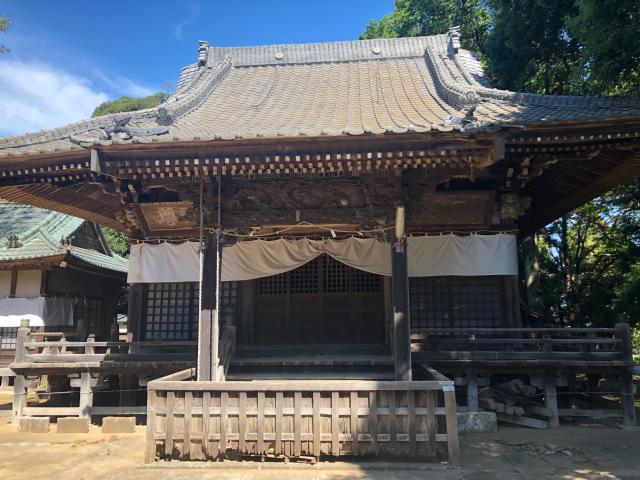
[1,390,639,480]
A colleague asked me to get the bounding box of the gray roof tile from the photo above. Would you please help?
[1,28,640,158]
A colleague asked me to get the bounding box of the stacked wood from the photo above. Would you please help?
[478,379,552,428]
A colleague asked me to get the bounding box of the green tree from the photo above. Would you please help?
[0,15,9,54]
[484,0,582,94]
[92,92,168,117]
[102,226,129,258]
[360,0,489,53]
[568,0,640,95]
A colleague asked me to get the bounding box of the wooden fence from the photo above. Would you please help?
[412,323,633,367]
[145,368,459,464]
[10,328,197,422]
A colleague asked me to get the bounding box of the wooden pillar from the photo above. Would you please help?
[238,280,256,346]
[127,283,144,341]
[544,371,559,428]
[621,370,637,428]
[443,385,460,465]
[391,206,411,381]
[11,324,29,424]
[198,234,221,381]
[616,321,636,428]
[467,369,479,412]
[78,372,93,419]
[503,276,522,328]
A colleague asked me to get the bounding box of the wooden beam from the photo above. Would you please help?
[391,206,411,381]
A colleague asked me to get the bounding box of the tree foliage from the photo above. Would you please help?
[91,92,168,118]
[360,0,489,52]
[102,226,129,258]
[484,0,582,94]
[362,1,640,329]
[0,15,9,54]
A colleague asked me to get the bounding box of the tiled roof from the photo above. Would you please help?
[1,28,640,158]
[0,203,128,273]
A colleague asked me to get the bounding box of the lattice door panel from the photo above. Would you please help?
[256,255,385,345]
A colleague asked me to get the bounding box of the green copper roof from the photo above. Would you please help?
[0,203,128,273]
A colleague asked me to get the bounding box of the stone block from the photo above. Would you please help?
[102,416,136,433]
[457,411,497,433]
[56,417,90,433]
[17,416,50,433]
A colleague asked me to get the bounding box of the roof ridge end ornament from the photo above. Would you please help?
[448,26,461,55]
[198,40,210,66]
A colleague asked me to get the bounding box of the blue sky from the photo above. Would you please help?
[0,0,394,136]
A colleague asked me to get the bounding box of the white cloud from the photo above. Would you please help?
[0,60,108,136]
[175,2,202,41]
[90,68,155,98]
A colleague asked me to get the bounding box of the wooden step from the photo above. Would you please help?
[231,354,393,367]
[226,371,396,381]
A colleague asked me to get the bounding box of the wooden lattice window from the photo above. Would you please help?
[73,298,104,335]
[143,282,238,340]
[410,276,505,329]
[0,327,18,350]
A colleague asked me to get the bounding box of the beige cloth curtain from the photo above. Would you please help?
[128,234,517,283]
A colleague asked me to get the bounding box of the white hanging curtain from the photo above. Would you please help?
[128,234,517,283]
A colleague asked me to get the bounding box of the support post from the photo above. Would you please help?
[78,372,93,419]
[198,234,215,381]
[467,369,479,412]
[127,283,144,342]
[12,324,29,424]
[616,321,636,428]
[544,371,559,428]
[391,206,411,381]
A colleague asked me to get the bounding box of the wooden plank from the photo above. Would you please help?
[389,390,397,452]
[331,391,339,455]
[275,391,283,454]
[350,391,359,454]
[558,408,623,418]
[443,387,460,466]
[202,392,211,458]
[312,391,320,458]
[368,391,378,451]
[257,391,265,455]
[164,391,175,457]
[148,380,447,392]
[220,391,228,457]
[294,391,302,457]
[497,413,548,429]
[238,392,247,452]
[407,390,416,456]
[425,390,437,458]
[183,391,192,458]
[144,389,156,464]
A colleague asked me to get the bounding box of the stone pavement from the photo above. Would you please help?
[0,409,638,480]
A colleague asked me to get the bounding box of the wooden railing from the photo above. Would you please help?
[411,323,633,367]
[11,328,197,366]
[145,368,459,464]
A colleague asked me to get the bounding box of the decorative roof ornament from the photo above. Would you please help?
[445,105,482,130]
[69,116,170,147]
[198,40,209,66]
[156,107,174,126]
[6,233,21,249]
